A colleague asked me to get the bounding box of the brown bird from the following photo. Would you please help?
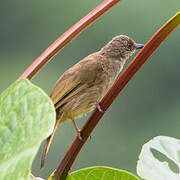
[41,35,144,168]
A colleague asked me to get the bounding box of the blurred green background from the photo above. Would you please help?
[0,0,180,179]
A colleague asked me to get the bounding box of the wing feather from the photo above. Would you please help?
[50,53,103,109]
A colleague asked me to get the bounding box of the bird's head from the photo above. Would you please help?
[101,35,144,61]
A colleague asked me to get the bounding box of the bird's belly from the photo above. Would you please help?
[62,72,115,121]
[62,84,106,120]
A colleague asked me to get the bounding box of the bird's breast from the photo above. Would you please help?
[99,58,123,92]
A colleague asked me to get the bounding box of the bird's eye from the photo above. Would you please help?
[127,43,132,49]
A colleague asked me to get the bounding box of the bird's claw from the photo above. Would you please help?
[77,129,83,141]
[90,102,104,113]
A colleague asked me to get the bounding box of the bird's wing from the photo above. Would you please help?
[50,70,88,109]
[50,53,103,109]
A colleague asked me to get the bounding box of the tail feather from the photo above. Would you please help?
[41,111,63,169]
[41,123,58,169]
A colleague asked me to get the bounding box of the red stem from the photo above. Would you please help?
[18,0,121,81]
[54,12,180,180]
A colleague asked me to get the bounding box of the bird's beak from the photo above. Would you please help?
[136,44,144,49]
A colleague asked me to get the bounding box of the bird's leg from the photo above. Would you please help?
[90,102,104,113]
[71,118,83,141]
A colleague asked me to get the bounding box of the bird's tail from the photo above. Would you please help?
[41,112,63,169]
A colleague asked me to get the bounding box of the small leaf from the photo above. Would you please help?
[0,79,56,180]
[70,166,140,180]
[48,171,74,180]
[30,173,45,180]
[137,136,180,180]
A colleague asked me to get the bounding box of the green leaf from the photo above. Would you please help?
[30,173,45,180]
[0,79,56,180]
[65,174,75,180]
[48,171,74,180]
[137,136,180,180]
[70,166,140,180]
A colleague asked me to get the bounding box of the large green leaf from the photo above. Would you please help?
[0,79,56,180]
[137,136,180,180]
[70,166,140,180]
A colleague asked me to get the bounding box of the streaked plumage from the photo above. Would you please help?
[41,35,144,168]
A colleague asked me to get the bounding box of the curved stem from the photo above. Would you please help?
[18,0,121,81]
[54,11,180,180]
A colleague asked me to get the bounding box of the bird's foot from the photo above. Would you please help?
[90,102,104,113]
[77,129,83,141]
[71,118,83,141]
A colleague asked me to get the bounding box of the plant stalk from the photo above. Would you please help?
[54,11,180,180]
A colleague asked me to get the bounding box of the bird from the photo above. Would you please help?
[41,35,144,168]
